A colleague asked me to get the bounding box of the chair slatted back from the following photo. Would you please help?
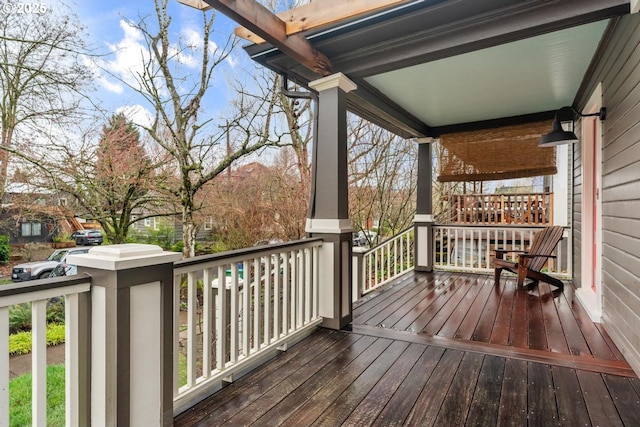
[527,226,564,272]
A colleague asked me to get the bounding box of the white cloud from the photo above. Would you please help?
[116,104,154,129]
[102,20,151,88]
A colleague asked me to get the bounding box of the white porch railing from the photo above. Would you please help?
[433,225,572,278]
[0,276,91,427]
[355,227,415,298]
[172,238,323,414]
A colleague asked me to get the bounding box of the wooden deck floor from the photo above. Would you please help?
[174,271,640,426]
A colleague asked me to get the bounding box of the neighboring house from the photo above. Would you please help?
[0,182,69,245]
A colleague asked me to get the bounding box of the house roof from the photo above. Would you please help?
[240,0,630,139]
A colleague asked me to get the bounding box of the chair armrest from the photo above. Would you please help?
[519,254,556,259]
[494,249,527,255]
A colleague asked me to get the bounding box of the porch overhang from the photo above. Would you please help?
[243,0,630,139]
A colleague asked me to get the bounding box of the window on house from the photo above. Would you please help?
[144,218,152,227]
[21,222,42,236]
[204,217,213,231]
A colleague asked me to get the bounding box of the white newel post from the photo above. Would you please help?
[352,247,367,302]
[68,244,181,427]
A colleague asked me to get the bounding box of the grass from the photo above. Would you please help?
[10,364,65,427]
[8,355,186,426]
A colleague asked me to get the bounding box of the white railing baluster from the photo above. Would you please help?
[242,260,250,357]
[186,272,197,387]
[290,251,297,330]
[282,251,289,335]
[253,258,261,352]
[214,266,225,372]
[264,256,272,347]
[32,299,47,426]
[304,249,311,323]
[297,249,304,328]
[313,247,319,319]
[230,264,239,364]
[203,267,213,376]
[273,253,281,341]
[65,293,80,427]
[173,276,181,394]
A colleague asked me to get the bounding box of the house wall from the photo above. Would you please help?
[574,13,640,373]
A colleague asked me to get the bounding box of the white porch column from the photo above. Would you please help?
[307,72,356,329]
[414,138,435,271]
[68,244,181,427]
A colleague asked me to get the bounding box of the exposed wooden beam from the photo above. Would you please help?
[203,0,332,76]
[234,0,413,44]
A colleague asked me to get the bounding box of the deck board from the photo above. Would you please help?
[369,345,445,427]
[175,271,640,427]
[497,358,528,426]
[465,355,504,427]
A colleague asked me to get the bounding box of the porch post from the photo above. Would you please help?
[414,138,435,272]
[307,72,356,330]
[68,244,181,427]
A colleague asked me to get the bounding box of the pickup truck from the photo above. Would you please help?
[11,247,90,282]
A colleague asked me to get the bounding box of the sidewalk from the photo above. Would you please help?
[9,344,66,379]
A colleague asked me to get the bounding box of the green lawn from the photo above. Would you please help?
[10,364,65,427]
[9,355,186,426]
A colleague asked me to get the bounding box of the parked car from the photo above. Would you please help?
[71,230,103,245]
[49,262,78,278]
[11,247,90,282]
[353,230,378,247]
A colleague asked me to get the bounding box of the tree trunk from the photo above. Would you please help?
[182,207,197,258]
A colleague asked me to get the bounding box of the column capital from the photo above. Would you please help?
[414,137,436,144]
[306,218,354,234]
[68,244,181,271]
[309,72,357,93]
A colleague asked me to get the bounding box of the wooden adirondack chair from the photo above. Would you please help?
[493,226,564,290]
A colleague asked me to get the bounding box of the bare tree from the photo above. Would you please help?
[50,113,167,243]
[0,0,91,194]
[124,0,285,257]
[348,117,418,243]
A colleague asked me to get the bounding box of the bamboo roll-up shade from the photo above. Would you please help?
[437,120,557,182]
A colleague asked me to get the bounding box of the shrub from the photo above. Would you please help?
[9,299,66,334]
[52,232,73,243]
[9,304,31,334]
[9,323,66,356]
[0,235,10,264]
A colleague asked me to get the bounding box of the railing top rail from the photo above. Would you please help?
[433,224,550,229]
[0,275,91,299]
[452,192,552,197]
[174,237,323,269]
[363,225,413,257]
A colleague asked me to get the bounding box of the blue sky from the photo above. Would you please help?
[72,0,246,127]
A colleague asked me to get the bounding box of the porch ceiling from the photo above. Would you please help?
[243,0,631,138]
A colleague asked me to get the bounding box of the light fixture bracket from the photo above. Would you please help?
[538,105,606,147]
